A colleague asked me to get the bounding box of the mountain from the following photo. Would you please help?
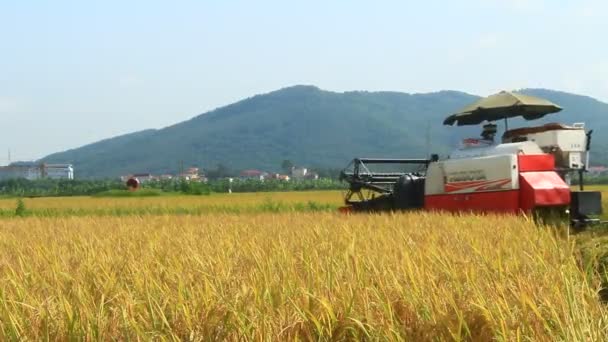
[41,86,608,178]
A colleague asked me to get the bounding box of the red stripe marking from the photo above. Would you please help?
[445,178,511,193]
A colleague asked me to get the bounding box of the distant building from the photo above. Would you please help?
[240,169,268,180]
[269,173,290,181]
[305,172,319,180]
[0,163,30,180]
[121,173,158,183]
[0,163,74,180]
[44,164,74,180]
[291,167,308,179]
[121,173,155,183]
[120,168,207,183]
[289,166,319,180]
[588,166,608,175]
[132,173,155,182]
[179,167,204,181]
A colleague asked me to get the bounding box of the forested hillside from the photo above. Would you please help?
[41,86,608,178]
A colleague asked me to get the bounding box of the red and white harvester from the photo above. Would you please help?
[340,91,602,227]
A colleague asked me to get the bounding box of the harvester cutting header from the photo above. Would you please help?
[340,91,602,227]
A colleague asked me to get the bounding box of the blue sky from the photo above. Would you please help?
[1,0,607,162]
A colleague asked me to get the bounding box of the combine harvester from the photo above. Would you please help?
[340,91,602,227]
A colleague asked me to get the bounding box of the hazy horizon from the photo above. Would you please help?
[2,0,607,163]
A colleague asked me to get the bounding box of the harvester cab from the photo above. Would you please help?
[340,91,602,227]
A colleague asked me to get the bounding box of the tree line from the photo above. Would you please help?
[0,177,346,197]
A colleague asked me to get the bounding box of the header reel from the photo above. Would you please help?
[339,157,433,211]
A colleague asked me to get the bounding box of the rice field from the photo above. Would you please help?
[1,190,608,340]
[0,191,343,210]
[0,191,344,217]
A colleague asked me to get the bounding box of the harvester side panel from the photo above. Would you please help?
[425,190,519,213]
[519,172,570,211]
[516,154,570,212]
[517,154,555,172]
[425,154,518,196]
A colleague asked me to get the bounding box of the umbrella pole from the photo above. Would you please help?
[504,117,508,131]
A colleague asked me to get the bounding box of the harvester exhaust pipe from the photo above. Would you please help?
[580,129,593,191]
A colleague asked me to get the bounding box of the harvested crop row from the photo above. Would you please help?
[0,212,605,340]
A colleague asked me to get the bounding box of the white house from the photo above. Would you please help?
[291,167,308,179]
[0,163,74,180]
[44,164,74,180]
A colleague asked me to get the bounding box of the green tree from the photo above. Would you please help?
[206,163,233,179]
[15,198,27,217]
[281,160,294,174]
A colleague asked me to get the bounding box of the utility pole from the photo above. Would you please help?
[425,121,431,157]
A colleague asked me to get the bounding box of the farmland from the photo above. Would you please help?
[1,190,608,339]
[0,191,343,217]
